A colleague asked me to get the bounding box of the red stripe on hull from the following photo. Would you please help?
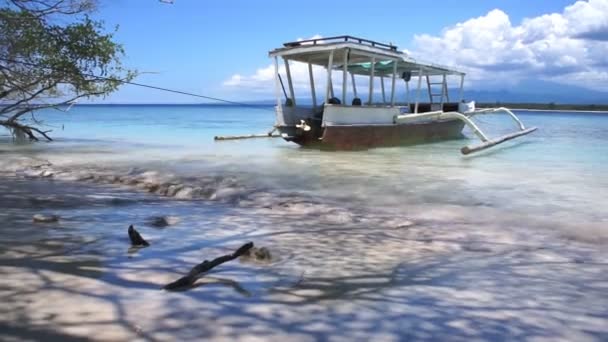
[288,120,465,150]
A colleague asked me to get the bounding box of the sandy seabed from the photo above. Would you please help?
[0,157,607,342]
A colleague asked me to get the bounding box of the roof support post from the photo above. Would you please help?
[459,74,465,102]
[325,50,334,103]
[440,73,446,108]
[390,61,397,106]
[342,49,348,105]
[308,62,317,108]
[426,75,432,103]
[405,80,410,108]
[284,58,296,106]
[274,56,283,115]
[368,57,375,106]
[415,67,423,114]
[351,73,357,98]
[380,76,386,104]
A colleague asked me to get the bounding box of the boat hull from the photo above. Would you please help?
[282,119,466,150]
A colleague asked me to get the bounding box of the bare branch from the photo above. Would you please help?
[7,0,95,17]
[0,119,53,141]
[1,80,60,117]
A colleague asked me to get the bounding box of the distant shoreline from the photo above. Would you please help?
[510,108,608,114]
[11,102,608,113]
[476,103,608,113]
[478,107,608,114]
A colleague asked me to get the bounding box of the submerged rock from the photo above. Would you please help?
[32,214,59,223]
[40,169,54,178]
[174,187,194,199]
[395,220,415,228]
[76,173,94,181]
[147,216,180,228]
[254,247,272,261]
[166,184,184,197]
[241,246,273,262]
[462,244,493,253]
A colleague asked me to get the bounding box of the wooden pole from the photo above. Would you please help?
[390,61,397,106]
[426,75,432,103]
[342,49,348,104]
[415,68,423,113]
[440,74,446,108]
[326,50,334,102]
[214,133,282,141]
[274,57,282,110]
[284,58,296,106]
[444,74,450,103]
[406,80,410,108]
[308,63,317,108]
[368,57,375,105]
[459,74,465,102]
[461,127,538,155]
[380,76,386,104]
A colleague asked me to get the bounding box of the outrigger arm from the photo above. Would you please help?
[394,107,537,155]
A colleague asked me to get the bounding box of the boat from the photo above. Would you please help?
[268,35,537,154]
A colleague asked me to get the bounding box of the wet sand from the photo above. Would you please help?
[1,171,607,341]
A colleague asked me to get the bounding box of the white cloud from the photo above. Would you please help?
[223,34,321,96]
[224,1,608,95]
[412,0,608,91]
[222,57,335,99]
[222,35,361,99]
[565,0,608,39]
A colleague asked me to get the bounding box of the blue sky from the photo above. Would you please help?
[94,0,607,103]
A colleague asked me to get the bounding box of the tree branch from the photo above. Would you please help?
[0,119,53,141]
[8,0,95,17]
[163,242,254,291]
[1,0,132,142]
[1,81,60,118]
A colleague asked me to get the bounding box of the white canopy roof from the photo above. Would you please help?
[269,36,465,77]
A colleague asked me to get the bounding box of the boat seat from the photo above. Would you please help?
[410,103,432,113]
[443,103,459,112]
[328,97,341,105]
[352,98,362,106]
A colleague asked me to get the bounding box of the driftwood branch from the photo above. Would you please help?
[128,225,149,247]
[163,242,254,291]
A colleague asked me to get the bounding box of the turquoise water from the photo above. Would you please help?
[3,104,608,245]
[1,105,607,340]
[6,105,608,224]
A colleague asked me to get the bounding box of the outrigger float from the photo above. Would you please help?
[266,36,537,154]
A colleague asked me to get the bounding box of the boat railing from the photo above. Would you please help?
[394,107,537,155]
[283,35,398,51]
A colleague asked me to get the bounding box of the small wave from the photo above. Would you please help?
[5,158,418,228]
[6,158,248,202]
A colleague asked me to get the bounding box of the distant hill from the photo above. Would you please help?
[465,79,608,105]
[80,79,607,106]
[267,79,608,106]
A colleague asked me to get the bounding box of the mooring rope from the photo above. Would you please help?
[0,57,276,112]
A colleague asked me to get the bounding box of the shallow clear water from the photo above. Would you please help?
[1,105,607,340]
[4,105,608,231]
